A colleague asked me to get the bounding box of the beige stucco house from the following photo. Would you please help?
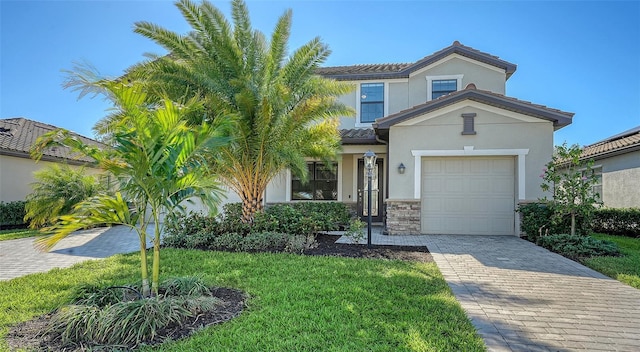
[578,126,640,209]
[254,41,574,236]
[0,117,104,203]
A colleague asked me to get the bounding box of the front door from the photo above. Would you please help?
[357,159,384,222]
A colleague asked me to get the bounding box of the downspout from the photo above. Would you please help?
[375,134,389,235]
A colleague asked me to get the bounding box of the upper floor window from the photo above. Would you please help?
[432,79,457,99]
[291,162,338,201]
[360,83,384,123]
[426,74,463,101]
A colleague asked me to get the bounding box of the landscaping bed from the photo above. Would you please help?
[3,234,459,351]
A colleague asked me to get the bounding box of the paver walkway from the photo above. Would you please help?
[424,235,640,352]
[0,226,149,281]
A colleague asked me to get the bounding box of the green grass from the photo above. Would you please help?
[583,233,640,289]
[0,228,39,241]
[0,249,485,351]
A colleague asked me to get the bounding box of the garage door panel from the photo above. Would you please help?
[421,156,515,235]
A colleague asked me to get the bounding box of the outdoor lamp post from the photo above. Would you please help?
[363,150,377,248]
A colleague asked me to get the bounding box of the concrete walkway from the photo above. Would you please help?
[0,226,149,281]
[424,235,640,352]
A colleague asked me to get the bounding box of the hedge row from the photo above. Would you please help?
[164,202,352,252]
[517,202,591,242]
[0,201,27,229]
[592,208,640,237]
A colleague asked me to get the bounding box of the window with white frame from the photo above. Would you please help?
[426,74,463,101]
[291,162,338,200]
[360,83,384,123]
[588,166,603,200]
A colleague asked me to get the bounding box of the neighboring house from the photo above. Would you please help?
[258,41,573,236]
[578,126,640,208]
[0,117,104,202]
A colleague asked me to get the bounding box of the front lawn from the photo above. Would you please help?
[584,233,640,289]
[0,228,39,241]
[0,249,485,351]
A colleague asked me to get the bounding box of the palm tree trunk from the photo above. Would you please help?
[138,228,151,298]
[152,217,161,297]
[241,186,264,223]
[571,211,576,236]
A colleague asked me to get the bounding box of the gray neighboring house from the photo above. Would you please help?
[579,126,640,208]
[0,117,104,203]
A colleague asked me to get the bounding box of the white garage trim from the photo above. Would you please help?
[411,146,529,200]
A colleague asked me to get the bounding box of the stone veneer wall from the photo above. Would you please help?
[385,199,421,235]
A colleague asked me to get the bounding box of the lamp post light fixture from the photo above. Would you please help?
[363,150,377,248]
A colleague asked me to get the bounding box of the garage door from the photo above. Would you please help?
[421,157,515,235]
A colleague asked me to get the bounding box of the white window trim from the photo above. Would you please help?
[426,74,463,102]
[286,159,343,201]
[410,146,529,200]
[355,81,390,127]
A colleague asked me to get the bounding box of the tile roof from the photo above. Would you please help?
[340,128,379,144]
[374,84,573,131]
[316,41,517,80]
[580,126,640,160]
[0,117,104,164]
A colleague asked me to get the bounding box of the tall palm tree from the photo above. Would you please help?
[32,81,230,297]
[130,0,353,222]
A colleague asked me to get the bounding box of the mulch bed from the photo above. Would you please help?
[7,233,431,351]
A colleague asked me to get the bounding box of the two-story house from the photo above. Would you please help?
[251,41,574,236]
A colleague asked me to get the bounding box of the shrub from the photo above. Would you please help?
[163,212,220,249]
[291,202,351,230]
[241,232,289,252]
[344,219,366,244]
[536,234,620,260]
[285,234,318,254]
[518,202,591,242]
[0,200,27,228]
[592,208,640,237]
[213,232,244,252]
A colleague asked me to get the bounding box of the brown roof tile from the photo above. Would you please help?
[374,84,573,131]
[580,126,640,160]
[340,128,380,145]
[0,117,104,164]
[316,41,517,80]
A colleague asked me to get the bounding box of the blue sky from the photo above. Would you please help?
[1,0,639,146]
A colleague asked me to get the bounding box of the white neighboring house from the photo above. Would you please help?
[578,126,640,209]
[0,117,105,203]
[251,41,574,236]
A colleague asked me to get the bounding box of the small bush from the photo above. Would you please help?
[164,212,221,249]
[518,202,590,242]
[291,202,351,230]
[344,219,366,244]
[241,232,288,252]
[213,232,244,252]
[0,200,27,228]
[285,234,318,254]
[592,208,640,237]
[536,234,620,260]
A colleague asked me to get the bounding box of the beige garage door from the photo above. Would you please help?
[421,157,515,235]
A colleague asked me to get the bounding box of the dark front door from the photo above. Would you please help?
[357,158,384,222]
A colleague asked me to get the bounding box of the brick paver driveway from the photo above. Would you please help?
[425,235,640,352]
[0,226,148,281]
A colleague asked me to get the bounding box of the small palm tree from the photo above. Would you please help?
[129,0,354,222]
[32,81,230,297]
[24,164,104,229]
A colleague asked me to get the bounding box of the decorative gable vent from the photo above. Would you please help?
[461,113,477,135]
